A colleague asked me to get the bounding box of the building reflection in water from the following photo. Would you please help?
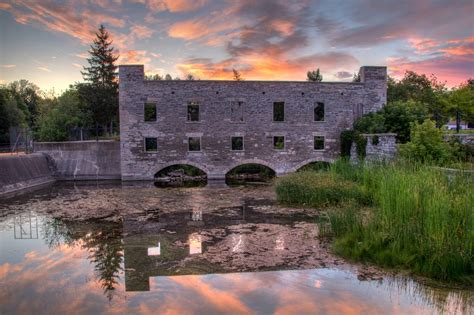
[189,233,202,255]
[191,210,202,221]
[14,212,38,239]
[275,234,285,251]
[147,242,161,256]
[232,234,245,253]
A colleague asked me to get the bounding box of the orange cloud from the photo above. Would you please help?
[170,276,254,314]
[388,54,473,87]
[3,1,125,44]
[0,2,12,10]
[177,52,358,81]
[118,50,151,65]
[37,66,52,72]
[142,0,208,12]
[408,37,441,55]
[130,24,154,39]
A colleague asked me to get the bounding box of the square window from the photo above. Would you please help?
[144,102,157,121]
[314,102,325,121]
[231,136,243,150]
[274,136,285,150]
[314,136,325,150]
[273,102,285,122]
[188,137,201,151]
[145,137,157,152]
[230,101,244,122]
[187,102,200,121]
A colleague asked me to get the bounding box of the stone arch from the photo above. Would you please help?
[223,158,277,176]
[289,157,335,173]
[152,160,210,177]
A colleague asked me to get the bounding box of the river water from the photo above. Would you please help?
[0,182,472,314]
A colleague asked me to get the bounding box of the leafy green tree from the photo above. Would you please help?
[352,72,361,82]
[232,69,243,81]
[307,69,323,82]
[185,73,196,80]
[36,88,90,141]
[8,80,41,127]
[145,74,163,80]
[164,74,173,80]
[77,24,118,131]
[354,100,427,143]
[0,87,27,143]
[387,71,448,127]
[448,81,474,131]
[399,119,453,164]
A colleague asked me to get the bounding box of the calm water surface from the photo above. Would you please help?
[0,183,472,314]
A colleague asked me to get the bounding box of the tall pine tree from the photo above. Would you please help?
[77,25,119,132]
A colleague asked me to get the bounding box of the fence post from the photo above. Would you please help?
[96,123,99,142]
[80,127,83,141]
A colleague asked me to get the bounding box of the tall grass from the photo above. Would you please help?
[276,160,474,283]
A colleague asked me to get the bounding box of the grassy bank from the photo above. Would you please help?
[276,160,473,284]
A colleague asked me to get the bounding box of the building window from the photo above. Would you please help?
[314,136,325,150]
[314,102,325,121]
[273,102,284,122]
[231,136,243,151]
[144,102,157,121]
[230,101,244,122]
[187,102,200,121]
[274,136,285,150]
[188,137,201,151]
[145,137,157,152]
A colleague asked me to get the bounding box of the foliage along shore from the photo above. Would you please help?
[276,159,473,285]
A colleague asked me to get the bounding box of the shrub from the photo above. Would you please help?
[399,119,454,164]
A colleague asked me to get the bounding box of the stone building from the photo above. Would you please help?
[119,65,387,180]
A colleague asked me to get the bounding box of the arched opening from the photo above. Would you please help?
[225,163,276,186]
[296,161,331,172]
[154,164,207,187]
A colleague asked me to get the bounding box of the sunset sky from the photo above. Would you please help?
[0,0,473,92]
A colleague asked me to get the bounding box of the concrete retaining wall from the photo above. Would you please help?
[34,140,121,180]
[0,153,55,196]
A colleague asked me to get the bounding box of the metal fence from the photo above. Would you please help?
[67,126,119,141]
[0,125,119,154]
[0,127,34,154]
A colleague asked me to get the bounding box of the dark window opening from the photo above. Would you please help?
[231,136,243,150]
[314,136,325,150]
[187,102,200,121]
[230,101,244,122]
[144,102,157,121]
[372,135,380,146]
[273,102,284,122]
[188,137,201,151]
[314,102,325,121]
[274,136,285,150]
[145,137,157,152]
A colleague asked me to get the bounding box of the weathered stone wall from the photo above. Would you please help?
[362,133,397,162]
[34,141,121,180]
[444,134,474,145]
[119,65,387,180]
[0,153,55,197]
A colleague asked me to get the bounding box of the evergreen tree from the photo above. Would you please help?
[307,69,323,82]
[81,25,118,87]
[165,74,173,80]
[77,25,119,132]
